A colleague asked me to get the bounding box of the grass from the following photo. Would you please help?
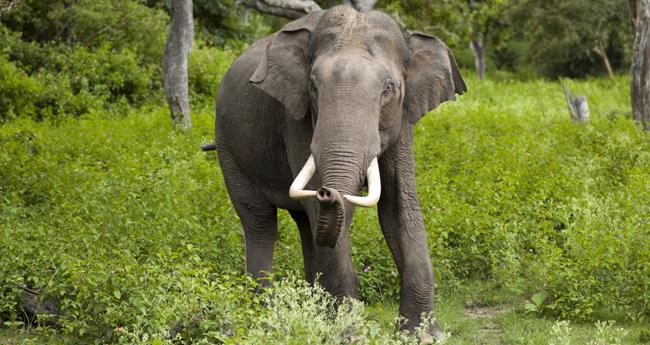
[369,281,649,345]
[3,281,648,344]
[1,73,649,343]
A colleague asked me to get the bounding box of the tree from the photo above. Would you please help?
[163,0,194,130]
[384,0,511,80]
[464,0,510,80]
[511,0,631,78]
[631,0,649,129]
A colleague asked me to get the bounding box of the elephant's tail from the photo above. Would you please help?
[200,142,217,152]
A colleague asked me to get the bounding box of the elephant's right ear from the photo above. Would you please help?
[250,11,324,120]
[403,33,467,124]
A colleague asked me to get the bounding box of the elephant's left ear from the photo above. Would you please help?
[250,11,325,121]
[403,33,467,124]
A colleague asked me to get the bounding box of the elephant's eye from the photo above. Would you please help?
[383,81,394,96]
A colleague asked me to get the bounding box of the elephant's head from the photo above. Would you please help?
[251,6,466,248]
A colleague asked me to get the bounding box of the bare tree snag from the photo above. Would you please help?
[241,0,321,19]
[593,43,614,79]
[470,39,486,80]
[21,286,61,326]
[163,0,193,130]
[562,82,590,123]
[631,0,650,130]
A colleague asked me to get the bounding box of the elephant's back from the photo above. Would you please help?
[216,34,283,138]
[215,35,298,208]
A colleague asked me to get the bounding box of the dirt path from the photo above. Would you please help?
[464,302,506,345]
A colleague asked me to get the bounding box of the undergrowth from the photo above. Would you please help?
[1,76,649,342]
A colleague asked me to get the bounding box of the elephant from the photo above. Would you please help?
[205,5,466,339]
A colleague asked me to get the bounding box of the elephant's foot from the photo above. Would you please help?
[422,321,446,344]
[400,315,447,343]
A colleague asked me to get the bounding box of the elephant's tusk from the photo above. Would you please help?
[289,155,318,200]
[343,157,381,208]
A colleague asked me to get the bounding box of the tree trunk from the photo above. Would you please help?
[163,0,193,130]
[630,0,641,31]
[631,0,650,130]
[470,39,486,80]
[241,0,321,19]
[593,44,614,79]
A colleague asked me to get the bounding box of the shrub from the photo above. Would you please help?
[188,44,237,105]
[0,27,159,121]
[0,54,41,121]
[0,0,168,64]
[46,44,158,104]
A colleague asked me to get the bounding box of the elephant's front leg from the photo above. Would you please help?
[377,123,443,339]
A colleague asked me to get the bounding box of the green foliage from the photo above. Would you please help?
[0,33,158,121]
[1,0,168,64]
[188,43,238,104]
[509,0,633,77]
[415,76,649,321]
[0,53,41,121]
[1,71,649,341]
[144,0,281,49]
[0,110,250,341]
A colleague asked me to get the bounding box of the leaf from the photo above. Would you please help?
[532,291,547,306]
[113,289,121,300]
[524,303,538,313]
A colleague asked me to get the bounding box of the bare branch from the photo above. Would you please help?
[241,0,321,19]
[0,0,21,15]
[344,0,377,11]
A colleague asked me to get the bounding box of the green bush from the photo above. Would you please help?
[1,0,168,64]
[411,76,649,320]
[0,54,41,121]
[0,52,101,122]
[46,44,158,104]
[188,44,237,104]
[0,27,158,121]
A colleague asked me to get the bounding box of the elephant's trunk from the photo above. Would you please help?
[314,148,379,248]
[290,96,382,248]
[288,153,381,248]
[314,187,345,247]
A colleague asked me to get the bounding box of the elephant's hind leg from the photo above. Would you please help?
[217,146,277,287]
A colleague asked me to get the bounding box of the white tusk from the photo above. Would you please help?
[343,157,381,208]
[289,155,318,200]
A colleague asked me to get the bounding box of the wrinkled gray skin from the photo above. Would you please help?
[213,6,466,337]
